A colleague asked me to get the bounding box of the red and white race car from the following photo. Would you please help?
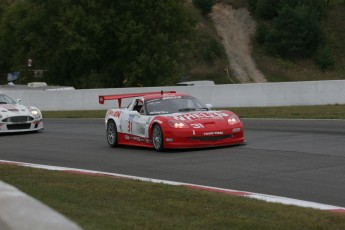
[99,91,244,151]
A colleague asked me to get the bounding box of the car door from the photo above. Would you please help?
[120,99,147,137]
[131,99,152,138]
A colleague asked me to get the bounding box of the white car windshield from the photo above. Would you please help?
[145,96,208,115]
[0,94,16,104]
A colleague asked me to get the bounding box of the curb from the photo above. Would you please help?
[1,159,345,215]
[0,179,82,230]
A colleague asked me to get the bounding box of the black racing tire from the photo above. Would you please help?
[152,124,164,152]
[106,120,118,147]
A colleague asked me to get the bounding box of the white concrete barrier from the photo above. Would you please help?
[1,80,345,111]
[0,180,82,230]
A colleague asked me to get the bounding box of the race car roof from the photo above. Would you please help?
[99,91,180,107]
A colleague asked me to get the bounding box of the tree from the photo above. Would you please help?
[264,5,323,58]
[192,0,215,15]
[0,0,195,88]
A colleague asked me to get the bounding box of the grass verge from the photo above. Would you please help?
[1,164,345,230]
[42,105,345,119]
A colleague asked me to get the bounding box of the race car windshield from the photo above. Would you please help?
[145,96,208,115]
[0,94,16,104]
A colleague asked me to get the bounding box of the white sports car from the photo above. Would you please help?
[0,94,43,133]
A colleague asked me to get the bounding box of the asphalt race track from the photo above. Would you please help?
[1,118,345,207]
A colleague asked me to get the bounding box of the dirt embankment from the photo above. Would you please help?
[210,3,267,83]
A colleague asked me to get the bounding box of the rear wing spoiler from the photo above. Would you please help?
[99,91,176,107]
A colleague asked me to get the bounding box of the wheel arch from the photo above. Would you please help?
[149,120,164,139]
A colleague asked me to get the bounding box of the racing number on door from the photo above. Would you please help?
[128,121,133,133]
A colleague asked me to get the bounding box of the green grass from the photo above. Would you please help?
[42,110,107,118]
[1,165,345,230]
[43,104,345,120]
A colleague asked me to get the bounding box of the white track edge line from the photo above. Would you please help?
[1,159,345,213]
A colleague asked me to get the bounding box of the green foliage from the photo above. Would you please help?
[254,22,269,44]
[315,46,334,71]
[254,0,280,19]
[192,0,215,14]
[324,0,345,6]
[249,0,327,20]
[203,38,224,63]
[251,0,326,59]
[247,0,257,14]
[0,0,195,88]
[264,5,323,58]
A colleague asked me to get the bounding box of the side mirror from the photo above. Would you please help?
[16,99,22,104]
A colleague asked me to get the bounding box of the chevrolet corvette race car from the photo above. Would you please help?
[99,91,244,151]
[0,94,43,133]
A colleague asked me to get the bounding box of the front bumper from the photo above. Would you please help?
[161,125,244,149]
[0,120,43,133]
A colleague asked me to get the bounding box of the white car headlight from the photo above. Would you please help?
[30,109,40,116]
[227,115,240,125]
[168,120,190,128]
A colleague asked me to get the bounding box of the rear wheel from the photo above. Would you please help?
[152,124,164,151]
[107,120,118,147]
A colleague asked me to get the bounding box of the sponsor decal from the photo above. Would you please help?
[173,112,229,121]
[162,96,182,100]
[150,111,168,115]
[113,111,122,118]
[107,110,122,118]
[166,138,173,142]
[204,131,224,136]
[133,137,141,142]
[125,134,146,142]
[0,104,19,112]
[138,126,145,135]
[129,115,135,121]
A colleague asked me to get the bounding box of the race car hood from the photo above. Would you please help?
[0,104,32,117]
[165,110,234,124]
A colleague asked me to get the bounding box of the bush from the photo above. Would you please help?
[315,46,334,71]
[203,38,224,63]
[255,0,280,19]
[247,0,258,14]
[255,22,269,44]
[192,0,215,14]
[263,4,323,58]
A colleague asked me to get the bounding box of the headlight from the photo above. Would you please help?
[168,120,190,128]
[227,115,240,125]
[30,109,40,116]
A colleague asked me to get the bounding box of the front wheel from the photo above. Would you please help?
[107,120,118,147]
[152,124,164,152]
